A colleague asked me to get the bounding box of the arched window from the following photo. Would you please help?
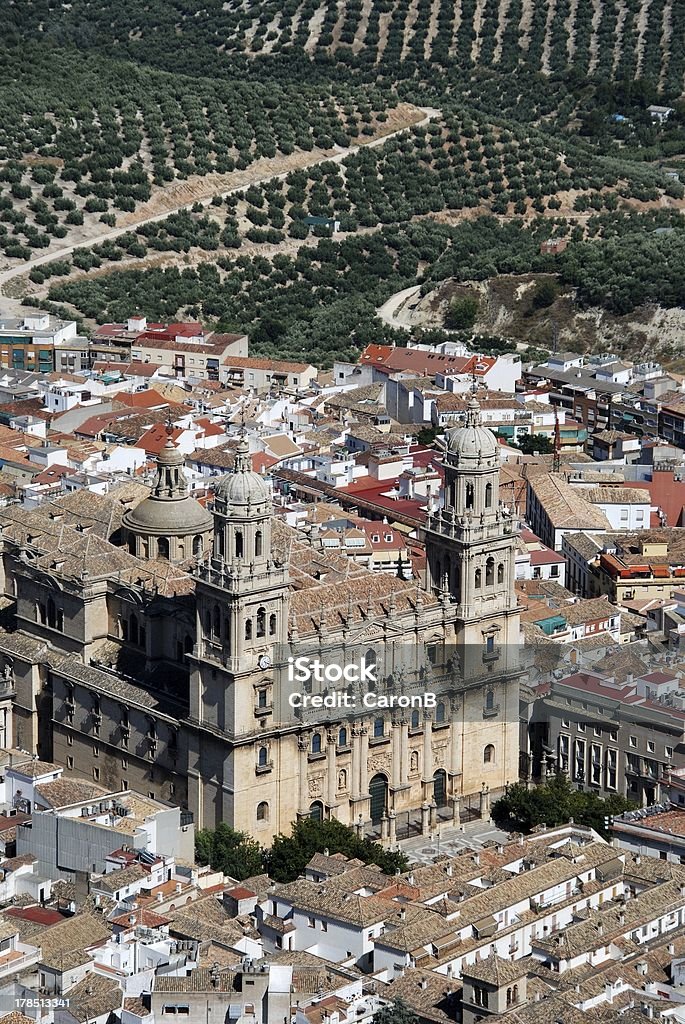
[193,535,203,556]
[269,613,277,636]
[364,648,376,671]
[338,727,348,747]
[217,530,225,558]
[204,610,211,636]
[337,769,347,791]
[309,801,323,821]
[184,635,193,654]
[486,557,495,586]
[128,534,137,555]
[311,733,322,755]
[245,619,252,640]
[465,482,474,509]
[130,614,139,646]
[258,746,268,767]
[373,717,384,738]
[255,530,262,557]
[257,801,269,822]
[485,481,493,508]
[435,701,445,724]
[411,709,420,729]
[484,744,495,764]
[486,689,494,711]
[157,537,169,560]
[47,597,56,629]
[256,607,266,638]
[475,567,482,589]
[497,562,505,585]
[235,530,243,559]
[213,605,220,637]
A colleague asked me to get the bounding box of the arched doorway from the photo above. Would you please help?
[433,769,447,808]
[309,801,323,821]
[369,773,388,824]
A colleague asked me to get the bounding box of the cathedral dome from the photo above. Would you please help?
[213,437,271,509]
[447,396,498,461]
[123,439,213,538]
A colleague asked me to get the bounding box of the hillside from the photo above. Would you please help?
[1,0,685,363]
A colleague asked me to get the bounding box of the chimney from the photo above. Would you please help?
[420,978,428,990]
[323,848,329,857]
[605,983,613,1004]
[668,943,675,955]
[399,908,406,922]
[446,864,453,877]
[635,855,641,865]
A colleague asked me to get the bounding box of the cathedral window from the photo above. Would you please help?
[130,614,139,646]
[338,727,348,747]
[257,746,268,767]
[485,557,495,586]
[204,610,211,636]
[38,603,46,625]
[128,535,136,555]
[184,635,193,654]
[217,530,225,558]
[213,605,221,637]
[47,597,63,632]
[255,530,263,557]
[245,619,252,641]
[311,733,322,755]
[235,531,244,559]
[257,801,269,822]
[411,709,421,730]
[485,482,493,508]
[497,562,505,585]
[269,613,277,636]
[485,689,495,711]
[373,718,384,738]
[475,568,482,589]
[256,607,266,638]
[157,537,169,560]
[193,535,203,556]
[465,482,474,509]
[484,744,495,764]
[435,702,445,724]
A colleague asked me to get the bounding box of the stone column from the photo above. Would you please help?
[400,718,409,785]
[351,725,361,800]
[360,724,369,796]
[422,711,433,799]
[298,735,309,816]
[327,730,336,811]
[391,718,401,790]
[421,801,430,836]
[380,814,389,842]
[429,800,437,831]
[389,808,397,847]
[479,783,490,820]
[452,795,461,826]
[450,699,460,780]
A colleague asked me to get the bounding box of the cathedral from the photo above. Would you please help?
[0,398,521,842]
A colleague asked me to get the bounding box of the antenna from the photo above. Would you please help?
[553,406,561,474]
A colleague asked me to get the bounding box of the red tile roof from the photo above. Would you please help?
[5,906,65,926]
[112,390,169,409]
[358,344,496,378]
[137,425,183,456]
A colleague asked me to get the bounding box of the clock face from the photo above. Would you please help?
[259,655,272,670]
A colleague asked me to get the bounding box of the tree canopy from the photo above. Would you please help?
[492,775,634,837]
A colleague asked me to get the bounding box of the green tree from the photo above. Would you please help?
[531,278,558,309]
[445,295,480,330]
[265,817,408,883]
[492,775,634,837]
[515,433,553,454]
[195,823,263,880]
[417,425,439,446]
[372,1000,418,1024]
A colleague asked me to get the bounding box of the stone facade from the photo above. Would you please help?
[0,403,521,842]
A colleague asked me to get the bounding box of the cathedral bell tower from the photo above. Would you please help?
[424,396,519,677]
[193,435,288,681]
[188,434,289,828]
